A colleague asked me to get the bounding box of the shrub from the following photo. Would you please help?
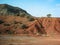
[0,20,4,24]
[14,21,19,24]
[28,17,35,21]
[19,22,22,24]
[5,30,14,34]
[47,14,51,17]
[9,44,13,45]
[20,13,26,17]
[0,32,2,34]
[26,15,30,18]
[14,21,22,24]
[16,13,19,16]
[40,24,44,28]
[20,24,28,29]
[4,23,10,26]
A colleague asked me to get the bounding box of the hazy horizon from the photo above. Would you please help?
[0,0,60,17]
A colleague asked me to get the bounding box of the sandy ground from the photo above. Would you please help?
[0,35,60,45]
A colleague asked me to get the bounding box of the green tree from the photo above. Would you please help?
[47,14,51,17]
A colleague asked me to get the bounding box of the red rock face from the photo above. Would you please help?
[0,16,60,36]
[26,18,60,36]
[38,18,60,35]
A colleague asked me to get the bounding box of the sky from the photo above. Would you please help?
[0,0,60,17]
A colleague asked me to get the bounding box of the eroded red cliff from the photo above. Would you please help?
[0,16,60,36]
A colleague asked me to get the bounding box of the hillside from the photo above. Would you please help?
[0,4,60,36]
[0,4,35,35]
[0,16,60,36]
[0,4,32,17]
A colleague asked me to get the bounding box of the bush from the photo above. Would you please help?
[40,24,44,28]
[0,20,4,24]
[5,30,14,34]
[9,44,13,45]
[14,21,19,24]
[47,14,51,17]
[4,23,10,26]
[20,13,26,17]
[28,17,35,21]
[20,24,28,29]
[0,32,2,34]
[26,15,30,18]
[19,22,22,24]
[14,21,22,24]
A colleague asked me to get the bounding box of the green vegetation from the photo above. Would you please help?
[20,24,28,29]
[20,13,26,17]
[9,44,13,45]
[40,24,44,28]
[14,21,19,24]
[0,32,2,34]
[4,23,10,26]
[47,14,51,17]
[28,17,35,21]
[26,15,30,18]
[5,30,14,34]
[0,20,4,24]
[0,4,32,17]
[14,21,22,24]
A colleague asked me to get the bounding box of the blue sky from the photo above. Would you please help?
[0,0,60,17]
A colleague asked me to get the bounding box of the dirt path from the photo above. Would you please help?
[0,35,60,45]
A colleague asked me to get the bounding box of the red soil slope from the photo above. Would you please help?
[37,18,60,35]
[0,16,60,36]
[26,17,60,36]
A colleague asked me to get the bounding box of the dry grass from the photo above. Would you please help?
[0,35,60,45]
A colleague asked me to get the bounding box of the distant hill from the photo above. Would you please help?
[0,4,32,17]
